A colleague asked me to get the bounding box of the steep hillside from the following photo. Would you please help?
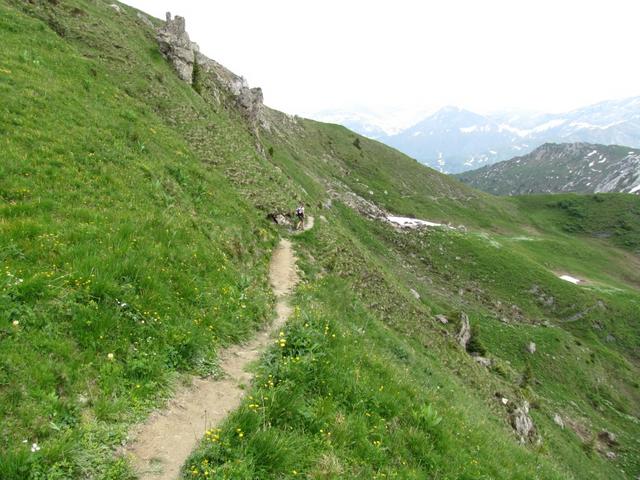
[457,143,640,195]
[1,2,639,480]
[373,99,640,173]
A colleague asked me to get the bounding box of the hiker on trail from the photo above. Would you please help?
[295,203,305,231]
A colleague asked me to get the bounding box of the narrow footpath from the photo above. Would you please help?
[126,232,305,479]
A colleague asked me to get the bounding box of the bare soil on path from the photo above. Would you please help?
[125,237,300,479]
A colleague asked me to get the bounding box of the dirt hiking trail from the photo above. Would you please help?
[126,235,303,479]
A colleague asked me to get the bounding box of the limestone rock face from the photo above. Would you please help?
[457,312,471,348]
[157,13,199,83]
[155,13,265,125]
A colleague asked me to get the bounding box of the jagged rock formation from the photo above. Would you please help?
[156,13,265,126]
[157,13,198,83]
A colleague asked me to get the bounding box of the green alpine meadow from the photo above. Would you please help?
[0,1,638,479]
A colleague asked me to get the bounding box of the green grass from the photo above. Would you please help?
[185,275,568,479]
[513,193,640,252]
[0,3,277,477]
[1,1,639,479]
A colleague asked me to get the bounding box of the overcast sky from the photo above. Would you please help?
[123,0,640,125]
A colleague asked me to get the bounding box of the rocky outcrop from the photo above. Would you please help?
[157,13,199,83]
[156,13,265,126]
[457,312,471,348]
[510,401,536,443]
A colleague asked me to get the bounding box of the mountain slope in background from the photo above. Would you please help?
[457,143,640,195]
[333,98,640,173]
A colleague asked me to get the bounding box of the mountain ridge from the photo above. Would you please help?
[319,97,640,173]
[457,142,640,195]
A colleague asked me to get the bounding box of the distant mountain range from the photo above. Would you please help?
[456,142,640,195]
[317,96,640,174]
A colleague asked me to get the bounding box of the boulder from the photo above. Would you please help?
[598,430,618,446]
[605,451,617,460]
[109,4,121,13]
[473,356,492,367]
[270,214,291,227]
[410,289,420,300]
[526,342,536,354]
[435,314,448,325]
[510,401,536,443]
[553,413,565,429]
[457,312,471,349]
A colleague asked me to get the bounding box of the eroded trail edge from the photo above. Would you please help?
[126,239,299,479]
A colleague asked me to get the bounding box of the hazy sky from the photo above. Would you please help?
[123,0,640,124]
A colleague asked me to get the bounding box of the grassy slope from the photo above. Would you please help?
[1,2,639,479]
[0,2,281,478]
[184,116,639,478]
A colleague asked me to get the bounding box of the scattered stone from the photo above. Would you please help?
[409,289,420,300]
[457,312,471,349]
[526,342,536,354]
[553,413,564,429]
[510,401,536,443]
[271,214,291,227]
[598,430,618,446]
[109,3,121,13]
[435,314,448,325]
[605,451,617,460]
[473,356,492,367]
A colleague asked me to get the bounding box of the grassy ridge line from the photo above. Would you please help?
[0,3,278,478]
